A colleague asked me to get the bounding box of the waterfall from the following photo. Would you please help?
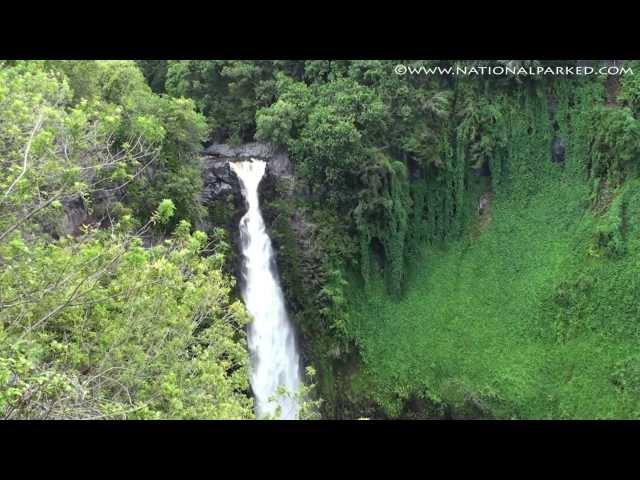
[230,159,302,420]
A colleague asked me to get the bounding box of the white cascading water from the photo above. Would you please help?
[230,159,302,420]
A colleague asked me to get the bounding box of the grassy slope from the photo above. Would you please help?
[347,164,640,419]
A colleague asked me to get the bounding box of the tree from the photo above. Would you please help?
[165,60,283,143]
[0,61,254,419]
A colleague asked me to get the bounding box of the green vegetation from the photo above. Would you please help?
[253,62,640,418]
[3,59,640,419]
[342,74,640,419]
[348,171,640,418]
[0,61,253,419]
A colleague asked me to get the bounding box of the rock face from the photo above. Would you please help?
[407,156,423,180]
[552,137,566,164]
[201,157,239,205]
[61,197,89,234]
[472,162,492,177]
[203,142,293,180]
[49,141,292,240]
[267,150,294,182]
[204,142,274,159]
[200,142,293,206]
[199,142,294,232]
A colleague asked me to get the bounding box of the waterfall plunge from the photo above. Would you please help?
[230,159,302,420]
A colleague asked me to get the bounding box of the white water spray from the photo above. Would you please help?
[230,159,302,419]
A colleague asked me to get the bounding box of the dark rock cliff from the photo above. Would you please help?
[199,141,297,294]
[200,142,294,209]
[199,142,294,226]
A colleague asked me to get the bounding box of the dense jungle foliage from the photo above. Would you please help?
[2,59,640,419]
[0,61,253,418]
